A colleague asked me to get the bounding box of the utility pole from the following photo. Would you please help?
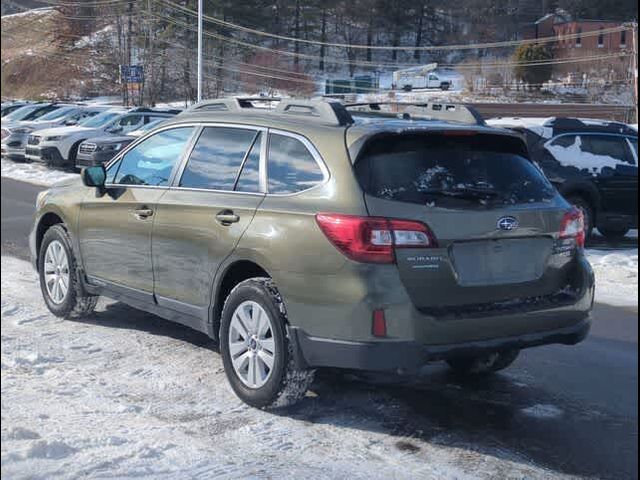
[197,0,203,103]
[126,0,133,107]
[632,22,638,124]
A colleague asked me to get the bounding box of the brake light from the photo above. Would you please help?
[560,209,586,248]
[315,213,437,264]
[372,309,387,337]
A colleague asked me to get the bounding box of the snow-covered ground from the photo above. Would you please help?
[1,255,574,480]
[0,7,54,20]
[586,247,638,308]
[1,158,77,187]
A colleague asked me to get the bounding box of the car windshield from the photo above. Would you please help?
[3,104,44,121]
[34,107,78,121]
[1,104,26,117]
[355,132,556,209]
[79,111,123,128]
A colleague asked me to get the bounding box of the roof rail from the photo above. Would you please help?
[345,102,485,126]
[275,98,353,126]
[184,96,354,126]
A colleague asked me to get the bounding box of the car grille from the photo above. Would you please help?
[1,129,9,140]
[79,143,97,154]
[25,147,41,157]
[27,135,41,146]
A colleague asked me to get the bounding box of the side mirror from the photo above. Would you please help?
[107,126,123,134]
[81,165,107,189]
[65,119,78,126]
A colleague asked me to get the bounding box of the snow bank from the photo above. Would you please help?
[1,7,54,20]
[1,255,571,479]
[1,158,77,187]
[586,248,638,308]
[74,25,114,49]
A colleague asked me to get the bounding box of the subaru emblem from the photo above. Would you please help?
[497,216,519,231]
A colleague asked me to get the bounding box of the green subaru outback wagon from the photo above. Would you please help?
[30,98,594,408]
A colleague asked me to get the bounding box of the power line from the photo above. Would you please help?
[159,0,632,52]
[144,8,634,71]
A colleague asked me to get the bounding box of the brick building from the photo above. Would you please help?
[525,11,633,80]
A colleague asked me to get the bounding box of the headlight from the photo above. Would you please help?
[36,190,50,209]
[45,135,66,142]
[12,127,34,134]
[97,143,124,152]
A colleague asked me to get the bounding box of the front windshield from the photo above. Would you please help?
[3,104,42,121]
[79,111,122,128]
[35,107,77,121]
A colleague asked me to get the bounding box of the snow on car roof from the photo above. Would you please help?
[486,117,556,138]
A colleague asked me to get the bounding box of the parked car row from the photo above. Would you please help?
[2,99,636,240]
[1,101,180,169]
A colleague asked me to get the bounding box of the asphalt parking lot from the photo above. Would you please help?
[1,175,638,478]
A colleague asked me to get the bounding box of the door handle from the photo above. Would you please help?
[215,211,240,225]
[132,207,154,219]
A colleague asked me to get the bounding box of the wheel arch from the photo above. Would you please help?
[67,138,87,162]
[35,211,66,268]
[560,181,602,215]
[210,259,272,340]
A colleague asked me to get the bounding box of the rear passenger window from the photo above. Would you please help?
[235,133,262,192]
[267,134,324,194]
[582,135,632,165]
[180,127,258,191]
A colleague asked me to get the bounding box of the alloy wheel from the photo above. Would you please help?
[228,301,276,389]
[43,240,70,304]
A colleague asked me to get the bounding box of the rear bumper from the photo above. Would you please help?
[287,254,595,373]
[290,317,591,372]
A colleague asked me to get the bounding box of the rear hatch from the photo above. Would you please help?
[353,130,579,312]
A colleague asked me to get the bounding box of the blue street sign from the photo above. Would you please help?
[120,65,144,84]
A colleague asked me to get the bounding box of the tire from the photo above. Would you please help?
[66,142,82,171]
[567,195,594,239]
[446,349,520,376]
[599,227,630,240]
[38,224,98,318]
[219,277,315,409]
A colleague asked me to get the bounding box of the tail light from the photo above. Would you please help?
[560,209,586,248]
[315,213,437,264]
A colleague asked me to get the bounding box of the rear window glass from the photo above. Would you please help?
[355,133,556,209]
[267,134,324,194]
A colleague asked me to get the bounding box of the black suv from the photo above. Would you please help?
[489,118,638,239]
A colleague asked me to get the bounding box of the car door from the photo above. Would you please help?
[78,126,196,298]
[624,136,638,220]
[582,134,637,217]
[151,125,265,319]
